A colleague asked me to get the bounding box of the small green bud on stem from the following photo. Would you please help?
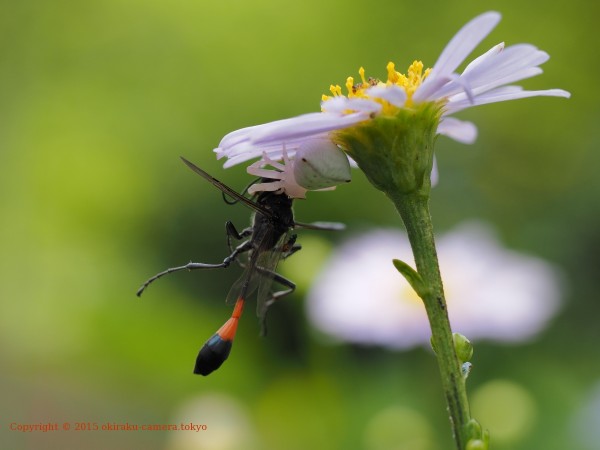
[454,333,474,363]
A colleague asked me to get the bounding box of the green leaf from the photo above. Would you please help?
[392,258,428,299]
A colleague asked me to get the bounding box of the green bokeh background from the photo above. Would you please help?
[1,1,597,449]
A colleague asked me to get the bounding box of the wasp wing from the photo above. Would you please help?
[225,262,260,306]
[180,157,274,219]
[224,229,294,330]
[254,231,295,325]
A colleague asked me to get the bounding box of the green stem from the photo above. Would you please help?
[390,190,471,450]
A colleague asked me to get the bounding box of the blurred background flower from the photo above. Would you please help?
[167,393,257,450]
[0,1,596,449]
[306,222,562,348]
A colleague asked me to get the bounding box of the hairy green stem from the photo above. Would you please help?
[390,190,471,449]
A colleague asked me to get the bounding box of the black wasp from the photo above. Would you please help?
[137,157,344,376]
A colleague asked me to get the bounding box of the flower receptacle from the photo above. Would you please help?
[333,102,442,198]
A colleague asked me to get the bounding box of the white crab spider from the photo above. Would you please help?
[247,139,351,199]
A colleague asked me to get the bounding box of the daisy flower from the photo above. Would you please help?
[305,222,563,348]
[214,11,570,197]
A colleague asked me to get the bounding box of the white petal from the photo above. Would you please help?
[437,117,478,144]
[365,85,407,107]
[414,11,501,102]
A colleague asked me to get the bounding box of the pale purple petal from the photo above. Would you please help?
[366,85,407,107]
[462,43,505,75]
[220,135,331,168]
[458,44,549,89]
[217,134,305,160]
[321,96,382,114]
[431,156,439,186]
[414,11,501,102]
[468,67,543,95]
[412,75,454,104]
[475,87,571,103]
[221,142,302,168]
[446,86,570,114]
[250,111,370,144]
[444,86,522,114]
[216,123,263,155]
[437,117,478,144]
[217,113,331,154]
[437,66,544,108]
[215,110,370,166]
[432,11,502,77]
[431,44,550,101]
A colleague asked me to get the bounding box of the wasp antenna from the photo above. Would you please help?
[179,157,274,218]
[221,177,261,205]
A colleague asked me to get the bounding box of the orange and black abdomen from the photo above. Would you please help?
[194,298,244,376]
[194,333,233,376]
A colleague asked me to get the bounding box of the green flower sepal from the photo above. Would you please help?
[333,101,443,198]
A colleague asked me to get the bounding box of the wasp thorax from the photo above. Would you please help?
[293,139,351,191]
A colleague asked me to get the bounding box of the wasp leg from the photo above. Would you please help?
[225,221,253,254]
[277,234,301,261]
[226,221,253,240]
[136,239,253,297]
[282,244,302,260]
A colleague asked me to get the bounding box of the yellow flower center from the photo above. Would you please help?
[322,61,431,114]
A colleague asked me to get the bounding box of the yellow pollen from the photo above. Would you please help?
[345,77,354,96]
[359,67,367,85]
[386,61,400,84]
[322,60,431,112]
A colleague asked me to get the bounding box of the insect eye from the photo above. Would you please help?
[293,140,352,190]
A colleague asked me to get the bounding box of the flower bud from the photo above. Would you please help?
[465,418,482,438]
[466,439,486,450]
[453,332,474,363]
